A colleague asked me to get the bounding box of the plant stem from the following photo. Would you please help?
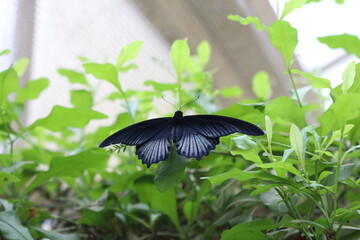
[116,85,134,123]
[287,69,303,107]
[177,76,182,107]
[0,113,14,155]
[275,188,313,239]
[331,128,344,231]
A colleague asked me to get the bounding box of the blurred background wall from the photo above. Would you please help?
[0,0,359,125]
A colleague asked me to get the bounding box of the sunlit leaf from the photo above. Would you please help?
[265,115,272,144]
[83,63,119,89]
[70,90,93,108]
[154,148,186,192]
[25,105,107,132]
[197,41,211,69]
[228,15,267,31]
[265,96,306,128]
[318,34,360,58]
[252,71,272,100]
[257,162,303,178]
[0,67,19,106]
[15,78,49,103]
[0,211,33,240]
[170,39,190,80]
[12,58,29,77]
[25,149,108,193]
[290,124,305,171]
[220,86,243,98]
[291,69,331,89]
[342,61,356,94]
[322,94,360,131]
[0,49,11,56]
[116,41,143,68]
[144,80,177,92]
[269,21,298,67]
[280,0,307,19]
[58,68,88,86]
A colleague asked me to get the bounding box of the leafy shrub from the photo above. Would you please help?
[0,1,359,239]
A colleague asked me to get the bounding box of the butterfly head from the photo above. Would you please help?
[173,110,183,119]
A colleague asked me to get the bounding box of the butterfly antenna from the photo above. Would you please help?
[179,95,200,110]
[161,96,179,110]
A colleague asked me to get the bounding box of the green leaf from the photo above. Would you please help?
[318,34,360,58]
[265,96,306,128]
[228,15,266,31]
[204,169,276,184]
[252,71,272,100]
[0,171,20,182]
[12,58,29,77]
[0,67,19,107]
[25,149,108,193]
[269,21,298,67]
[257,162,303,178]
[291,69,331,89]
[83,63,119,89]
[197,41,211,69]
[134,176,180,231]
[109,171,145,193]
[290,124,305,171]
[328,94,360,130]
[144,80,177,92]
[0,161,34,173]
[221,219,275,240]
[15,78,49,103]
[154,148,186,192]
[0,49,11,56]
[58,68,88,86]
[265,115,272,143]
[342,61,356,94]
[280,0,307,19]
[116,41,143,68]
[25,105,107,132]
[323,164,354,186]
[32,227,79,240]
[220,86,243,98]
[170,39,190,80]
[0,211,33,240]
[232,136,262,164]
[70,90,93,108]
[78,209,114,228]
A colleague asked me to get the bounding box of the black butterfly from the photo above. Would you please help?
[99,110,264,167]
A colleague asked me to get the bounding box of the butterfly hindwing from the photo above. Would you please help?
[99,117,172,147]
[136,123,173,166]
[174,124,220,160]
[183,115,264,138]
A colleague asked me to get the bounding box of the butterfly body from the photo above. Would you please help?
[100,110,264,167]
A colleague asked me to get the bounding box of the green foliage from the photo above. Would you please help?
[0,2,359,239]
[269,20,298,68]
[318,34,360,58]
[228,15,267,31]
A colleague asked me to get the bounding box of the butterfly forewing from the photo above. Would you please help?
[99,118,172,147]
[184,115,264,138]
